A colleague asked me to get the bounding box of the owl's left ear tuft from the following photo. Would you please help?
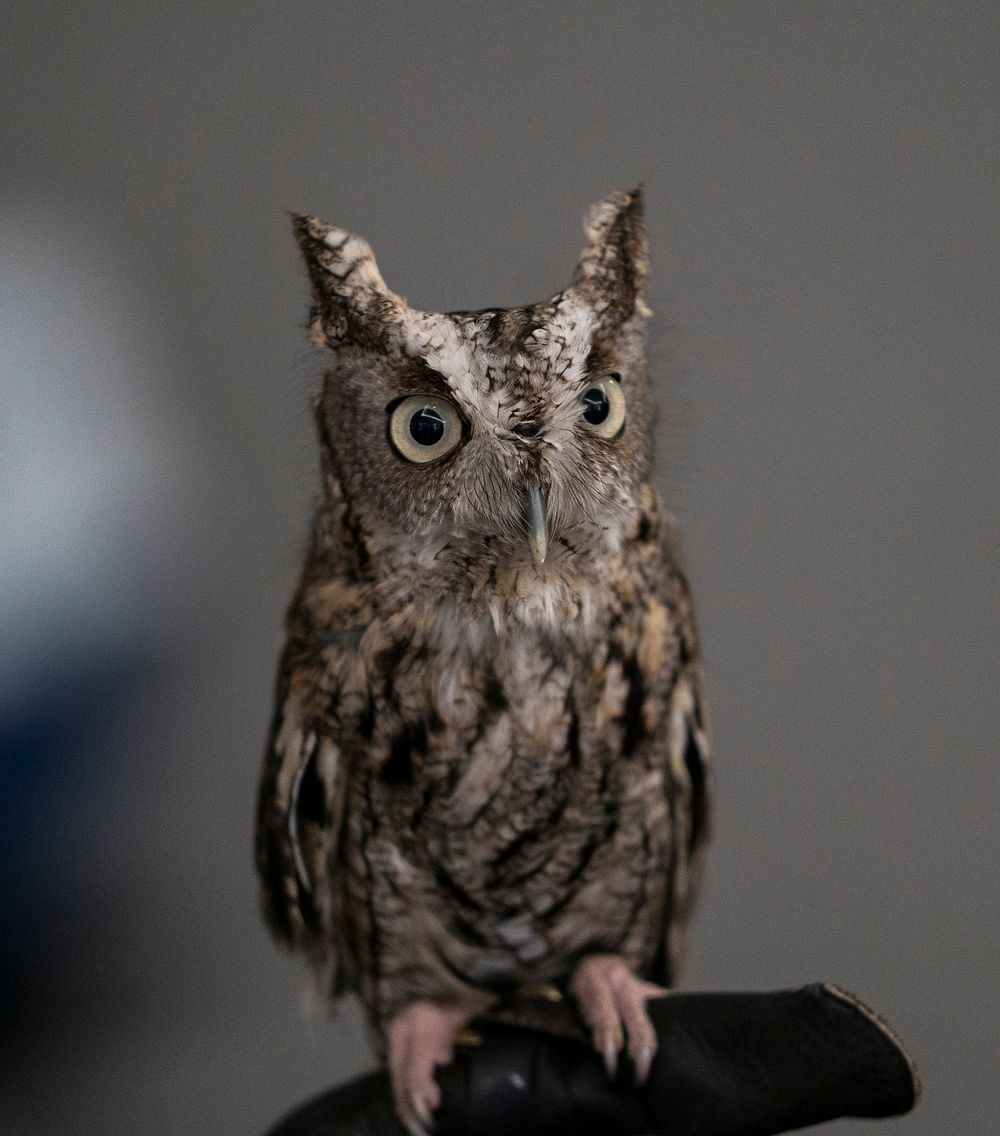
[291,212,408,351]
[570,187,651,323]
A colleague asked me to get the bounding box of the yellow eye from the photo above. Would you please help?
[388,394,464,464]
[579,375,626,438]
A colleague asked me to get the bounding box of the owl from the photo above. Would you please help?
[256,189,711,1135]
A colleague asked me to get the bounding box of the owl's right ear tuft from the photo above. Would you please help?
[291,212,407,351]
[569,187,651,326]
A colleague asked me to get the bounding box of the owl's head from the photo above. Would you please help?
[294,189,655,601]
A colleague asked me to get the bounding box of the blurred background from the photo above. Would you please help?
[2,4,997,1134]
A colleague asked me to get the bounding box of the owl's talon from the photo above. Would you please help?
[387,997,493,1134]
[406,1089,433,1136]
[570,954,665,1085]
[633,1042,655,1086]
[600,1031,620,1079]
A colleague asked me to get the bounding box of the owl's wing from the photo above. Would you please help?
[255,640,354,993]
[669,654,712,906]
[654,569,713,984]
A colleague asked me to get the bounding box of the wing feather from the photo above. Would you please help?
[655,567,713,983]
[255,643,354,996]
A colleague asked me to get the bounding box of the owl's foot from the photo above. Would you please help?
[568,953,666,1084]
[387,997,489,1136]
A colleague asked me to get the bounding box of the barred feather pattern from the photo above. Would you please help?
[255,188,711,1040]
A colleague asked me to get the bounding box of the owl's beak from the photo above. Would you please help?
[526,482,548,565]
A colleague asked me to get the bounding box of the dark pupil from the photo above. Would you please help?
[409,406,445,446]
[582,387,610,425]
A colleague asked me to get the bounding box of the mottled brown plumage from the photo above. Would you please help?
[255,189,711,1130]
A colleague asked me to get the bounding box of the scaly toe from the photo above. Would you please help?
[570,954,663,1085]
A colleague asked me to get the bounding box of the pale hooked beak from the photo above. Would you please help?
[526,482,548,565]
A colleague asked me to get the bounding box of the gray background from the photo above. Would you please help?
[2,3,997,1134]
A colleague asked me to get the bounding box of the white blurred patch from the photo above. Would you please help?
[0,201,194,704]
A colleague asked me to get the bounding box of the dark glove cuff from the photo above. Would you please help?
[266,983,919,1136]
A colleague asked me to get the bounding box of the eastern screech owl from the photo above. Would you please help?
[256,189,711,1135]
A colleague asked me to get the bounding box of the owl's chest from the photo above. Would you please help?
[340,597,680,976]
[356,599,677,846]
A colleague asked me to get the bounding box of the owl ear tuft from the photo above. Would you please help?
[291,213,408,351]
[570,188,650,323]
